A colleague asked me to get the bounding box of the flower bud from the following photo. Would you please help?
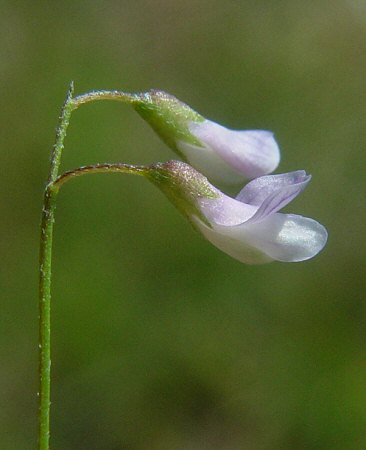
[133,90,280,185]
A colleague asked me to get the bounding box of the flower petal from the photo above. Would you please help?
[244,174,311,224]
[188,120,281,179]
[193,217,273,264]
[236,171,309,204]
[198,194,257,226]
[242,213,328,262]
[176,140,246,185]
[193,212,327,264]
[235,171,311,224]
[197,171,312,227]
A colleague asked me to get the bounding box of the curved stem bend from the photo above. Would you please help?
[72,90,138,109]
[52,163,149,192]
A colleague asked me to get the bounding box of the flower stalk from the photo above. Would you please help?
[52,163,147,191]
[72,89,137,108]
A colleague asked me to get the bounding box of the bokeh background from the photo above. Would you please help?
[1,1,366,449]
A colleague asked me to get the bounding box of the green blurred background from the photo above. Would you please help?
[1,1,365,449]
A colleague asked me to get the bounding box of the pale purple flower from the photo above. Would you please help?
[149,161,327,264]
[132,90,280,184]
[177,120,280,184]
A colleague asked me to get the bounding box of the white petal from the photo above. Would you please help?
[176,140,246,185]
[192,217,274,264]
[185,120,280,181]
[192,212,327,264]
[243,213,328,262]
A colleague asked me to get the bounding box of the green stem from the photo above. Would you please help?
[52,163,148,191]
[72,90,138,108]
[38,84,148,450]
[48,83,75,183]
[38,83,76,450]
[38,187,57,450]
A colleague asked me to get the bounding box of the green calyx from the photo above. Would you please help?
[146,160,219,227]
[132,90,205,158]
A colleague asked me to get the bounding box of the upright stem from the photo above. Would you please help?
[38,83,75,450]
[48,83,75,183]
[38,85,147,450]
[38,187,57,450]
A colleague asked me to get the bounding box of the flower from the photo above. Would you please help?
[132,90,280,184]
[147,161,327,264]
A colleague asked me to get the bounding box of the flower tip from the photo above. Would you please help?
[291,222,328,262]
[252,130,281,176]
[265,214,328,263]
[180,121,282,183]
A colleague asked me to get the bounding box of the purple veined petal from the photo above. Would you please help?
[195,171,311,226]
[236,171,309,205]
[244,174,312,224]
[188,120,281,179]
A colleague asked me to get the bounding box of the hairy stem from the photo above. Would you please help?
[48,83,75,182]
[38,187,57,450]
[52,163,148,191]
[38,84,148,450]
[38,83,76,450]
[72,90,138,109]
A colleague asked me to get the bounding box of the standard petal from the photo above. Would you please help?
[188,120,281,179]
[244,175,311,224]
[197,171,312,227]
[236,171,309,205]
